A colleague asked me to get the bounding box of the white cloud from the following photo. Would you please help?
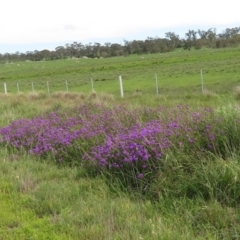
[1,0,240,44]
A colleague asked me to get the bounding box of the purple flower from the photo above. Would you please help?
[137,173,144,179]
[0,102,222,180]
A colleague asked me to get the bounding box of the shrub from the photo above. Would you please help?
[1,103,240,200]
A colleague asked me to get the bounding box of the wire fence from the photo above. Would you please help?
[0,71,208,97]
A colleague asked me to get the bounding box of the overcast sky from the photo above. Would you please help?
[1,0,240,53]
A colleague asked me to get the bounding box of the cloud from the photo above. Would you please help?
[64,24,78,31]
[0,0,240,45]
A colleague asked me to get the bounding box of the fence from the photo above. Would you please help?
[1,71,206,97]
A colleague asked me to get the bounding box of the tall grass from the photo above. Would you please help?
[1,93,240,239]
[2,95,240,198]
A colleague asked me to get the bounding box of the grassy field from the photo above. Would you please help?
[0,47,240,96]
[1,47,240,239]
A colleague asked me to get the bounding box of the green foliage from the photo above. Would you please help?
[2,146,240,239]
[2,49,240,238]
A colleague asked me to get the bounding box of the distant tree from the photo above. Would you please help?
[3,25,240,61]
[123,40,132,55]
[165,32,180,48]
[33,50,41,60]
[206,28,217,48]
[20,53,26,61]
[104,42,111,48]
[14,51,20,61]
[76,42,84,58]
[55,46,66,59]
[41,50,51,60]
[184,30,197,49]
[3,53,10,62]
[103,42,111,56]
[93,42,101,57]
[26,51,34,61]
[131,40,142,54]
[65,44,72,58]
[220,27,240,47]
[110,43,122,56]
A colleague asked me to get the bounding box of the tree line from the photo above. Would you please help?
[1,27,240,62]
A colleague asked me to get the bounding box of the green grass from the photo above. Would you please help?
[1,47,240,96]
[1,147,240,239]
[1,48,240,239]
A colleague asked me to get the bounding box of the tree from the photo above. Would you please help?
[206,28,217,48]
[110,43,122,56]
[41,50,51,60]
[76,42,84,58]
[93,42,101,57]
[55,46,66,59]
[165,32,180,48]
[184,30,197,49]
[123,40,132,55]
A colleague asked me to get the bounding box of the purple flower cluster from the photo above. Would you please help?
[0,112,79,156]
[0,103,224,179]
[0,104,141,158]
[85,120,173,169]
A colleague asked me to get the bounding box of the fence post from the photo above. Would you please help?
[91,78,94,92]
[32,82,35,92]
[47,81,50,95]
[155,73,159,95]
[17,83,19,94]
[66,80,69,92]
[4,83,7,94]
[119,75,124,98]
[200,70,204,94]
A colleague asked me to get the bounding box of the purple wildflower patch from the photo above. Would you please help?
[1,102,237,187]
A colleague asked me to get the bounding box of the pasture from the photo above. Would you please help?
[1,47,240,96]
[1,47,240,239]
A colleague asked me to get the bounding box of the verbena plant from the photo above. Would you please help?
[1,102,240,199]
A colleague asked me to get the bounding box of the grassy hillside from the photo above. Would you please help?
[0,47,240,96]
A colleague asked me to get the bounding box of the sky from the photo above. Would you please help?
[1,0,240,54]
